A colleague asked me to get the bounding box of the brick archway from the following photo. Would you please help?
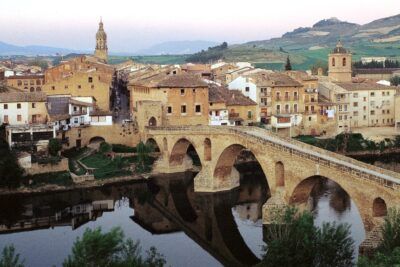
[169,138,201,167]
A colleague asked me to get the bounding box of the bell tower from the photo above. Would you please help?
[328,40,352,82]
[94,17,108,63]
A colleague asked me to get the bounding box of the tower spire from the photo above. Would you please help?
[94,18,108,63]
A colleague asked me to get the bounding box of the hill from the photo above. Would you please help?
[191,14,400,70]
[0,41,80,56]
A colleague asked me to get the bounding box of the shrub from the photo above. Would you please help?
[48,138,62,156]
[99,142,112,153]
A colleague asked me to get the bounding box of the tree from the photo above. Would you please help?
[135,142,154,173]
[63,227,165,267]
[48,138,62,156]
[0,245,24,267]
[0,140,23,188]
[390,76,400,86]
[285,56,292,71]
[261,206,354,267]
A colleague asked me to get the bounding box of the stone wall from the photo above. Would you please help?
[25,158,69,175]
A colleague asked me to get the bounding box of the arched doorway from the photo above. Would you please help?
[89,136,105,144]
[148,117,157,127]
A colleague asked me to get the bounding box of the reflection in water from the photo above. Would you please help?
[0,169,365,267]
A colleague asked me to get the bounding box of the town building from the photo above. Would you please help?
[5,74,45,92]
[208,84,257,126]
[42,56,115,111]
[129,72,210,128]
[328,41,352,83]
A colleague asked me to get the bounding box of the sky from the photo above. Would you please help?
[0,0,398,53]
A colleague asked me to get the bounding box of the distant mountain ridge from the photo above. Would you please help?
[136,40,219,55]
[0,41,81,56]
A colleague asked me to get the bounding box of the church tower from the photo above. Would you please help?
[328,40,352,82]
[94,18,108,63]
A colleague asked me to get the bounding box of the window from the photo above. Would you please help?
[88,77,93,83]
[294,104,298,113]
[387,110,390,114]
[51,86,55,90]
[17,80,22,86]
[17,115,22,121]
[17,103,21,109]
[3,115,8,123]
[370,92,375,97]
[339,115,342,121]
[180,89,185,95]
[382,92,386,96]
[36,87,41,91]
[78,85,81,89]
[36,80,41,85]
[245,86,250,92]
[195,105,201,113]
[167,106,172,114]
[4,104,8,109]
[353,93,358,98]
[65,85,68,89]
[32,103,36,108]
[332,58,336,67]
[353,102,358,107]
[342,58,346,67]
[181,105,186,114]
[247,111,252,119]
[30,87,34,92]
[192,89,195,93]
[371,110,375,115]
[91,85,95,89]
[363,115,367,120]
[339,105,342,112]
[276,105,281,113]
[363,97,367,102]
[383,110,386,114]
[344,105,347,111]
[344,115,348,120]
[353,111,358,116]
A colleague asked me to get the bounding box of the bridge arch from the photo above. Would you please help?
[373,197,387,217]
[169,138,201,167]
[145,138,160,152]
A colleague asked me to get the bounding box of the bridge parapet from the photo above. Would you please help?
[145,126,400,190]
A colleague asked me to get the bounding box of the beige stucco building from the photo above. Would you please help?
[328,41,352,83]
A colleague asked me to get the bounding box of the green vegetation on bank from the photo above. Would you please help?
[295,133,400,153]
[21,171,73,188]
[0,139,23,189]
[112,144,137,153]
[260,206,354,267]
[1,227,166,267]
[185,42,228,63]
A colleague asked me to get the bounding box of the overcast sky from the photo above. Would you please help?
[0,0,398,53]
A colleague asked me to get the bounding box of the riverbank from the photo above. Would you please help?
[0,173,148,196]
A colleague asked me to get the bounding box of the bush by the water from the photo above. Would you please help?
[112,144,137,153]
[261,206,354,267]
[0,139,23,188]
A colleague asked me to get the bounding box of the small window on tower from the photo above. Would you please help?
[343,58,346,67]
[88,77,93,83]
[332,58,336,67]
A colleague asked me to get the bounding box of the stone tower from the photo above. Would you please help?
[94,18,108,63]
[328,40,352,82]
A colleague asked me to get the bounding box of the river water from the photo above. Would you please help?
[0,169,365,267]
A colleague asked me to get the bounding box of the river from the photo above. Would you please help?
[0,169,365,267]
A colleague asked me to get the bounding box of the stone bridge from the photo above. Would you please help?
[144,125,400,252]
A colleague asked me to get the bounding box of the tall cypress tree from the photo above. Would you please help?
[285,56,292,71]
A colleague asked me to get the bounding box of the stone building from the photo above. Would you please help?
[43,56,114,111]
[94,18,108,63]
[5,74,45,92]
[129,72,210,128]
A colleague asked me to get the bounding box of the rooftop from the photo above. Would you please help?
[209,85,257,106]
[0,92,47,103]
[335,80,399,91]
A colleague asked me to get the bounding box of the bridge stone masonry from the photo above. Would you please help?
[143,125,400,253]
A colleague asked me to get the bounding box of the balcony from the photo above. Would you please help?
[260,92,271,97]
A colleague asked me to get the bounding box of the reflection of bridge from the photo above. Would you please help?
[145,126,400,252]
[130,173,267,267]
